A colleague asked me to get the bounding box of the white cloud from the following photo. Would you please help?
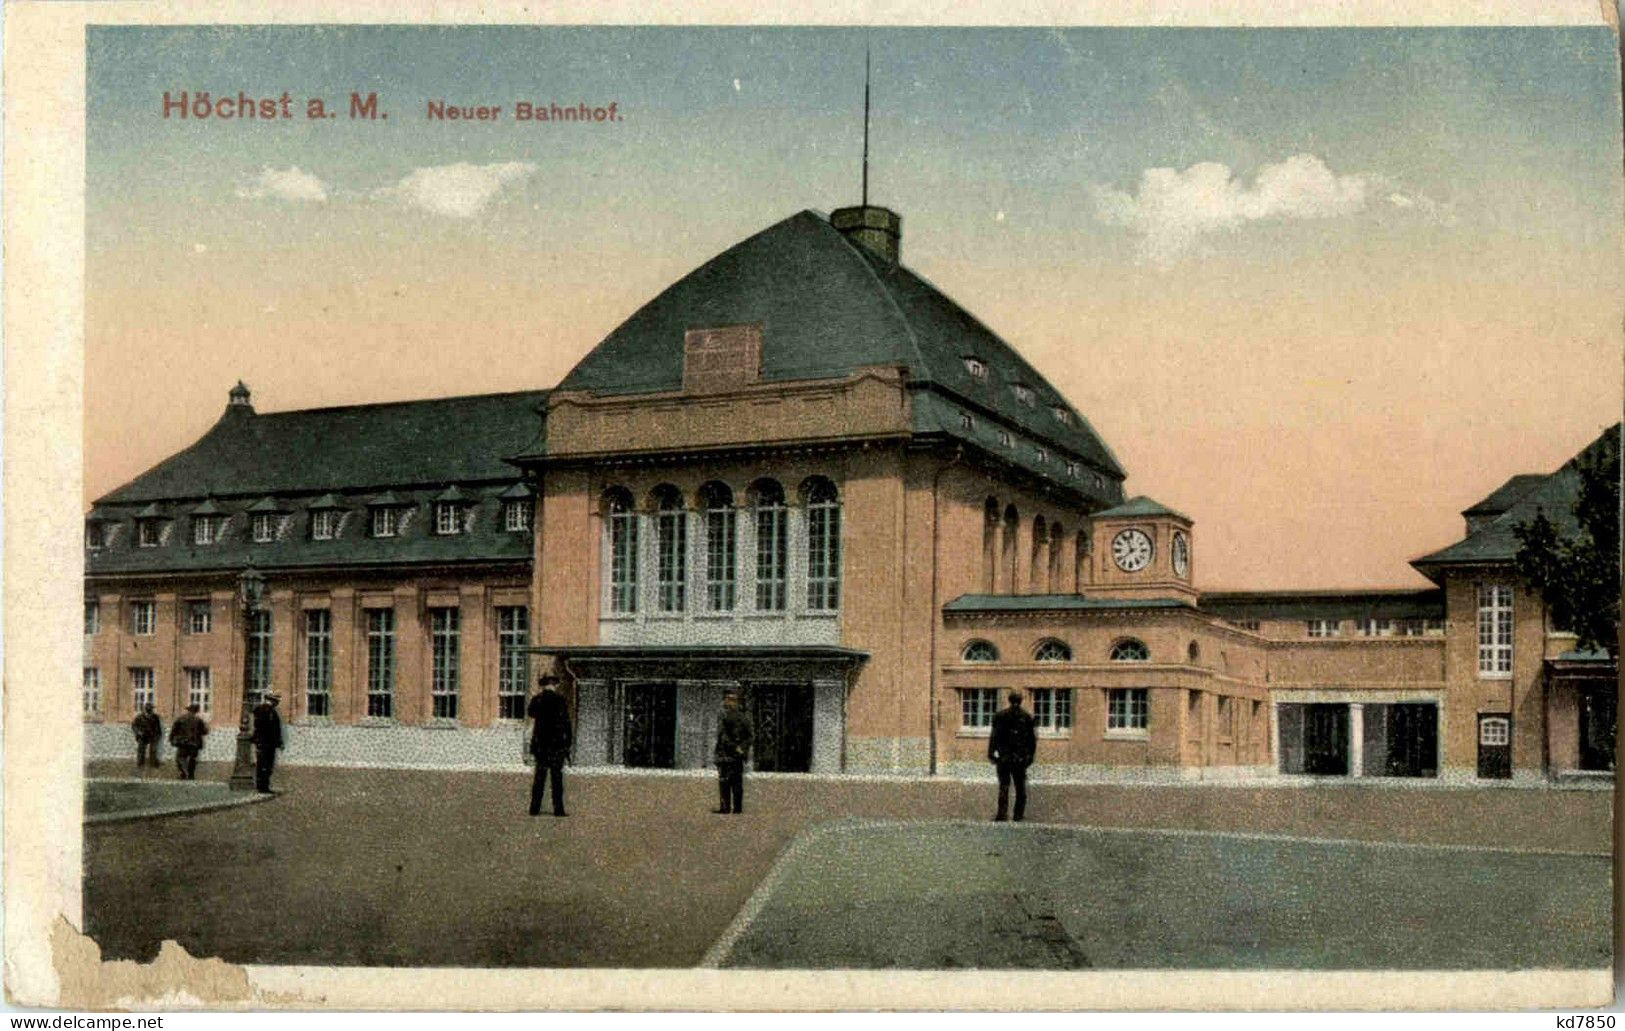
[235,166,328,203]
[374,161,537,218]
[1090,153,1373,267]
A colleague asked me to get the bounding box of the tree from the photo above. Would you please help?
[1514,426,1621,659]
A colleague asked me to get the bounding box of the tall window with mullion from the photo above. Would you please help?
[430,607,460,719]
[246,610,273,707]
[959,687,999,730]
[496,606,529,720]
[701,482,737,611]
[653,486,687,612]
[1477,583,1514,676]
[1033,687,1072,732]
[752,479,788,611]
[605,488,639,614]
[304,609,332,718]
[365,608,395,718]
[803,477,841,611]
[1107,688,1149,732]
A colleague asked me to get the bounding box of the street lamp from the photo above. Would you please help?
[228,567,265,790]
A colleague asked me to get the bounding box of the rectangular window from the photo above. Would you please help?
[130,600,156,636]
[252,513,276,543]
[496,606,530,720]
[84,599,100,636]
[185,667,212,715]
[82,668,102,717]
[138,520,161,548]
[503,500,531,532]
[366,608,395,718]
[371,507,398,538]
[755,504,788,611]
[959,687,998,731]
[1355,618,1393,637]
[192,517,222,546]
[185,599,212,635]
[656,508,687,612]
[85,522,105,550]
[130,667,155,711]
[434,503,462,536]
[1032,688,1073,733]
[1216,695,1233,736]
[806,499,842,612]
[706,506,737,611]
[1305,619,1342,638]
[246,610,272,707]
[1477,584,1514,676]
[1108,688,1149,732]
[609,509,639,614]
[305,610,332,719]
[430,607,460,720]
[1233,619,1261,632]
[312,510,337,540]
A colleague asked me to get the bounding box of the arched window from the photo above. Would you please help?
[751,479,788,611]
[962,640,999,663]
[1030,516,1047,593]
[1048,523,1065,593]
[699,482,736,611]
[652,485,686,612]
[1001,505,1019,593]
[1074,529,1091,590]
[1187,640,1201,664]
[604,488,638,614]
[1034,639,1072,662]
[982,498,1000,593]
[1110,638,1150,662]
[803,477,841,611]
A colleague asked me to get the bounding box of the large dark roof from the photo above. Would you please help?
[555,209,1125,502]
[1200,589,1444,622]
[1413,424,1620,575]
[1462,474,1546,517]
[97,389,549,504]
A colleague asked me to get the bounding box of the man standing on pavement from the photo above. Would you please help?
[713,691,753,815]
[527,674,573,817]
[251,692,283,793]
[988,690,1037,822]
[131,703,162,770]
[169,703,209,780]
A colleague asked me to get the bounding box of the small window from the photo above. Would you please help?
[185,600,212,635]
[82,668,102,717]
[962,640,999,663]
[84,600,100,636]
[1033,688,1073,733]
[311,510,338,541]
[130,600,156,636]
[1107,688,1149,732]
[85,521,105,550]
[964,357,988,380]
[1034,447,1048,463]
[1187,641,1201,663]
[959,411,975,430]
[138,520,162,548]
[1355,618,1393,637]
[252,513,276,543]
[1065,462,1078,478]
[434,502,463,536]
[1012,383,1034,406]
[503,499,531,532]
[1034,639,1071,662]
[959,687,998,730]
[192,517,223,546]
[1052,406,1073,426]
[1232,619,1261,632]
[1110,639,1149,662]
[370,507,399,538]
[997,430,1013,448]
[1306,619,1342,638]
[1479,716,1510,746]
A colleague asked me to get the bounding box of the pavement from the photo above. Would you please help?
[85,778,275,824]
[82,762,1612,969]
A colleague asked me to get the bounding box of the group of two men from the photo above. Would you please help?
[525,675,756,817]
[126,693,285,793]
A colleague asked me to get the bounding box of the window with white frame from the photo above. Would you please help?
[606,489,639,614]
[366,608,395,718]
[370,506,399,538]
[247,610,272,707]
[84,599,100,636]
[305,610,332,718]
[1032,688,1073,733]
[192,516,224,546]
[702,483,737,611]
[503,499,531,533]
[1479,715,1510,746]
[185,599,212,635]
[753,480,788,612]
[1305,619,1342,638]
[253,513,277,543]
[434,502,464,536]
[1052,406,1073,426]
[85,521,105,550]
[962,640,999,663]
[1034,639,1071,662]
[997,430,1013,448]
[430,607,460,720]
[805,478,841,611]
[1477,584,1514,676]
[82,668,102,717]
[964,357,988,380]
[130,600,156,636]
[1398,618,1447,637]
[138,520,162,548]
[1355,618,1394,637]
[185,667,212,715]
[311,509,338,541]
[959,687,998,731]
[959,411,975,430]
[496,606,529,720]
[654,487,687,612]
[130,667,155,711]
[1107,688,1149,732]
[1065,461,1078,477]
[1110,638,1149,662]
[1012,383,1034,406]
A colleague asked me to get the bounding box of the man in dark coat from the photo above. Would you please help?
[251,693,283,793]
[169,703,209,780]
[988,690,1037,822]
[713,691,753,815]
[131,703,162,770]
[527,674,573,816]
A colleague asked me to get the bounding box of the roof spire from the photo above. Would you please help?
[862,44,871,207]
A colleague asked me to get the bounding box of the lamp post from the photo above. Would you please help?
[229,567,265,790]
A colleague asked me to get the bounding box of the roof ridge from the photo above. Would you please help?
[819,214,932,383]
[252,387,550,420]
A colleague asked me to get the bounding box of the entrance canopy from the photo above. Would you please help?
[527,644,868,682]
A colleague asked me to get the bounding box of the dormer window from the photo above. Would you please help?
[1035,447,1048,463]
[1052,406,1073,426]
[435,502,464,536]
[192,517,224,546]
[371,507,399,539]
[85,521,105,551]
[252,513,276,543]
[1066,462,1078,477]
[502,499,531,532]
[959,411,975,430]
[137,520,162,548]
[312,510,338,541]
[1012,383,1034,406]
[964,357,988,380]
[998,430,1013,448]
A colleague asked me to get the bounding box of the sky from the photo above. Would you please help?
[85,25,1623,589]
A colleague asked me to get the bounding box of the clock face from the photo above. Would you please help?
[1172,531,1190,578]
[1111,528,1153,572]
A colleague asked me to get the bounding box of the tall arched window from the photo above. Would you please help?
[653,485,687,612]
[1030,516,1047,594]
[1001,505,1019,593]
[803,477,842,611]
[982,498,1000,593]
[1048,523,1065,593]
[751,479,788,611]
[1074,529,1091,590]
[700,482,736,611]
[604,488,638,614]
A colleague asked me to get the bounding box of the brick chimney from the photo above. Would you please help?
[830,206,901,264]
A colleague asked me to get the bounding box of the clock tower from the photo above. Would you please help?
[1089,496,1197,604]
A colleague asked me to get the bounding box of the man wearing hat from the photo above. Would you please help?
[169,703,209,780]
[712,690,753,815]
[527,674,573,816]
[131,702,163,770]
[251,692,284,794]
[988,689,1037,822]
